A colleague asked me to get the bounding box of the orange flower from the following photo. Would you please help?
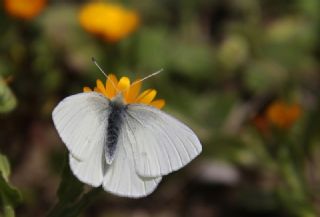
[83,74,165,109]
[79,2,139,43]
[266,101,302,129]
[4,0,46,20]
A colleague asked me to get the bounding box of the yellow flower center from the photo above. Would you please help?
[83,74,165,109]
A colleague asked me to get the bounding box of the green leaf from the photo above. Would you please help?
[0,154,10,181]
[2,204,15,217]
[0,153,22,217]
[0,175,22,207]
[0,77,17,113]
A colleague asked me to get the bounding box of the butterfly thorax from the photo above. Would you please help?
[111,93,126,106]
[105,94,127,164]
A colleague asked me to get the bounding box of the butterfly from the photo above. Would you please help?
[52,60,202,198]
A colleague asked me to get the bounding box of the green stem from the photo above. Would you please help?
[47,187,102,217]
[277,145,316,217]
[1,193,15,217]
[3,205,14,217]
[46,156,102,217]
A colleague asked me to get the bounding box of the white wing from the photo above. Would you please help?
[52,92,109,160]
[103,124,162,198]
[125,104,202,177]
[69,137,105,187]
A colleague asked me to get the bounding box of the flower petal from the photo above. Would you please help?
[137,89,157,104]
[149,99,165,109]
[83,87,92,92]
[117,77,130,91]
[266,101,302,129]
[106,74,118,98]
[287,104,301,120]
[126,79,141,103]
[94,87,102,93]
[4,0,47,20]
[96,79,107,96]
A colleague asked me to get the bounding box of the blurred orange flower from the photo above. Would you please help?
[266,101,302,129]
[79,2,140,43]
[252,100,302,134]
[4,0,46,20]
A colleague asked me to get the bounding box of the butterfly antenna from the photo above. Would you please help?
[91,57,118,91]
[129,69,164,90]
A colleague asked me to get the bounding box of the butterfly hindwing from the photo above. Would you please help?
[69,138,105,187]
[125,104,202,177]
[103,124,162,198]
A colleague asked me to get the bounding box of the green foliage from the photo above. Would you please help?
[0,153,22,217]
[0,154,10,181]
[47,159,101,217]
[0,78,16,113]
[244,60,288,94]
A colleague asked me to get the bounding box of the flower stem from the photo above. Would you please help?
[46,156,102,217]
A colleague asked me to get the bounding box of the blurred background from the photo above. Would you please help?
[1,0,320,216]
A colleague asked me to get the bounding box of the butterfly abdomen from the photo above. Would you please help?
[105,102,126,163]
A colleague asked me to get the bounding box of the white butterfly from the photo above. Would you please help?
[52,64,202,198]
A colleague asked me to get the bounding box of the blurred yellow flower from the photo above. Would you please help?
[266,101,302,129]
[4,0,46,20]
[83,74,165,109]
[79,2,140,43]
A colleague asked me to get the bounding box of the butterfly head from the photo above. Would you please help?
[83,74,165,109]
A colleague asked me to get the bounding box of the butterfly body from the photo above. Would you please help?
[106,97,126,164]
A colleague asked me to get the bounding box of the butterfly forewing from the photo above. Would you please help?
[52,92,110,161]
[124,104,202,177]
